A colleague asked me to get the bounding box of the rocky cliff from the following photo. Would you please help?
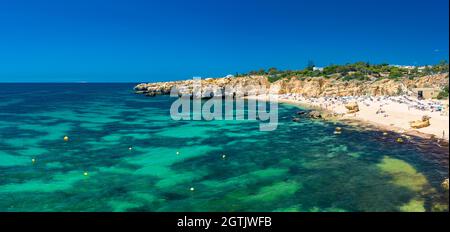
[134,73,449,98]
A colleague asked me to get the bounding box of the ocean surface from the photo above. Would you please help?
[0,83,448,212]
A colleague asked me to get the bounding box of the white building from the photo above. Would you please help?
[313,67,324,72]
[389,65,416,69]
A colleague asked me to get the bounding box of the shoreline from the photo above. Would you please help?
[246,95,449,143]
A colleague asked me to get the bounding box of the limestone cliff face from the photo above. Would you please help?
[271,73,448,97]
[134,73,449,97]
[135,76,270,97]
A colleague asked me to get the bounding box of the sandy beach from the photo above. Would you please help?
[248,94,449,141]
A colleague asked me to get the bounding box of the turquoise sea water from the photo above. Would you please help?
[0,83,448,212]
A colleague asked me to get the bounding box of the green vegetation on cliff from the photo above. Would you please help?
[237,60,450,83]
[437,85,449,99]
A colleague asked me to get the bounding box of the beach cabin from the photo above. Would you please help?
[411,88,440,99]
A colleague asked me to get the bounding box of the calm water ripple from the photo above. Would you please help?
[0,83,448,212]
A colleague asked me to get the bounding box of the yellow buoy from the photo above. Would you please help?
[128,146,133,151]
[189,187,195,191]
[222,154,226,159]
[176,151,180,155]
[63,136,69,142]
[31,158,36,163]
[396,138,404,143]
[383,132,388,136]
[83,172,89,176]
[334,128,342,134]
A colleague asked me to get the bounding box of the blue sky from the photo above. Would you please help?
[0,0,448,82]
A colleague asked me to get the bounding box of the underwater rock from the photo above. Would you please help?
[442,178,449,191]
[431,202,449,212]
[400,198,426,212]
[377,156,433,193]
[308,111,322,119]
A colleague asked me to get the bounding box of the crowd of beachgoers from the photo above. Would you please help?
[279,94,447,114]
[275,93,449,140]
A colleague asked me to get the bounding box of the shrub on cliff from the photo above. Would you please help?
[268,75,282,83]
[388,69,403,79]
[238,61,448,81]
[437,86,449,99]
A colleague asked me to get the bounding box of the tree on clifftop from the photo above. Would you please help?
[306,60,315,71]
[268,67,279,75]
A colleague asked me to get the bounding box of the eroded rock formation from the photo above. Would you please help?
[410,116,431,129]
[345,102,360,114]
[134,73,449,98]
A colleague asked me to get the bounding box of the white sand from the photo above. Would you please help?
[247,94,449,141]
[332,100,448,140]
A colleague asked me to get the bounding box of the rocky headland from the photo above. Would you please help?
[135,72,450,190]
[134,72,449,140]
[134,73,449,98]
